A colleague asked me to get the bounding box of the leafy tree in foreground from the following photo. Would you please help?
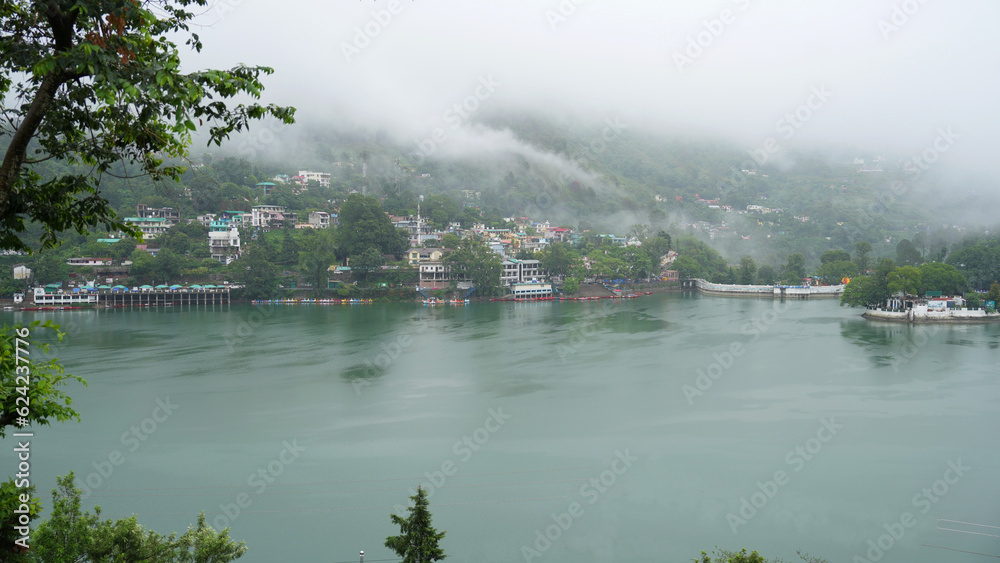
[0,321,84,558]
[0,0,294,252]
[28,474,246,562]
[385,486,446,563]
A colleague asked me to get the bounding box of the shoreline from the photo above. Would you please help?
[862,308,1000,324]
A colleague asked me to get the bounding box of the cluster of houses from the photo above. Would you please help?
[35,202,669,298]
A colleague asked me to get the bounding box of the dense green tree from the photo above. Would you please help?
[617,246,653,279]
[946,235,1000,290]
[896,239,923,266]
[233,244,279,300]
[439,233,461,250]
[696,548,828,563]
[0,0,294,253]
[672,256,701,279]
[28,251,68,285]
[28,474,246,562]
[919,262,967,296]
[152,248,182,282]
[820,249,851,264]
[108,237,140,264]
[561,277,580,295]
[987,281,1000,304]
[854,241,873,272]
[445,239,502,297]
[675,236,727,280]
[278,229,301,265]
[738,256,757,285]
[886,265,922,296]
[297,229,337,292]
[815,260,857,285]
[780,253,806,284]
[541,242,575,278]
[642,234,672,267]
[755,265,777,285]
[336,194,409,259]
[841,258,895,307]
[386,486,446,563]
[352,246,386,282]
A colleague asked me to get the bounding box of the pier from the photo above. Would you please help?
[30,286,230,308]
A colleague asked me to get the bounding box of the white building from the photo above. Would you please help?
[208,226,241,264]
[308,211,331,229]
[251,205,296,231]
[297,170,331,188]
[501,259,544,286]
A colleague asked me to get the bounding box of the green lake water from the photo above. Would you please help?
[5,293,999,562]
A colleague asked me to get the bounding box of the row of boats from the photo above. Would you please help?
[422,298,471,305]
[251,298,375,304]
[490,292,653,302]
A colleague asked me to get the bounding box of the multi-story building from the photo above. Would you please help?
[208,225,241,264]
[408,248,444,266]
[296,170,331,188]
[136,204,180,223]
[501,259,544,285]
[308,211,331,229]
[123,217,171,239]
[251,205,297,231]
[418,262,470,286]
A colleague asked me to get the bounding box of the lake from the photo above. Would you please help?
[6,293,999,562]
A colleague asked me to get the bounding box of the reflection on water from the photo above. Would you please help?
[4,295,999,563]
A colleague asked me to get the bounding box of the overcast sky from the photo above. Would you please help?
[184,0,999,172]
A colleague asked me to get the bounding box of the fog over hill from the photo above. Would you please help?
[185,0,998,243]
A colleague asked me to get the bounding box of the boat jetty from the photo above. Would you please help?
[25,284,230,309]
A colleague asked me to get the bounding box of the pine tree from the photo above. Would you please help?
[385,487,446,563]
